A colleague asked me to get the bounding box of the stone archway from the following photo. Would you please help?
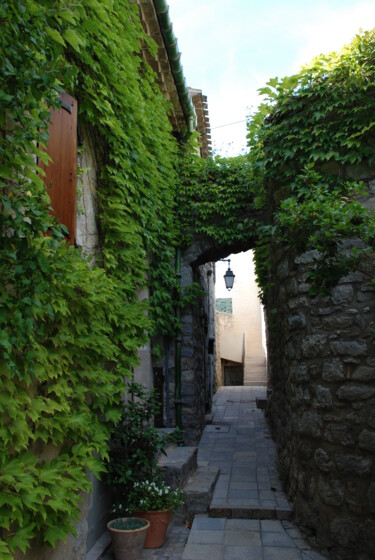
[175,180,375,560]
[175,234,260,442]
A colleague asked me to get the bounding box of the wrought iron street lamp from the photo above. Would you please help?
[220,259,235,291]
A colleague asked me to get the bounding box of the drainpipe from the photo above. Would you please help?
[175,248,182,432]
[164,337,170,427]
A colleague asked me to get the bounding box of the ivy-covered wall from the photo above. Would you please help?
[1,1,182,558]
[250,31,375,560]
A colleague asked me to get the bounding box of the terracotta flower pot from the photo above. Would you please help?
[107,517,150,560]
[133,509,172,548]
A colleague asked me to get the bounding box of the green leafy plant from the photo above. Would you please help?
[177,139,261,249]
[106,382,181,505]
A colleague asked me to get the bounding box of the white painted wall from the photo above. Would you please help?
[215,250,265,359]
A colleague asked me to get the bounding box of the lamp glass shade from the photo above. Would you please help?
[224,268,235,291]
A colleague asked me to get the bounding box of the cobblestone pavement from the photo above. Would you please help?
[182,515,327,560]
[203,386,291,517]
[100,387,328,560]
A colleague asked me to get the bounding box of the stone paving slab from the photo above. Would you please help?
[181,514,328,560]
[203,386,293,519]
[97,516,327,560]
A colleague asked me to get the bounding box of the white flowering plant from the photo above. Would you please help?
[121,477,184,513]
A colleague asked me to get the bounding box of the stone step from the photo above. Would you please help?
[183,465,220,515]
[209,503,293,521]
[158,445,198,488]
[244,380,267,386]
[244,357,266,366]
[244,365,266,372]
[244,372,266,377]
[244,362,267,386]
[86,530,111,560]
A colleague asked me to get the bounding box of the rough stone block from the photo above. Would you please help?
[287,312,306,330]
[297,411,322,438]
[299,440,313,460]
[324,423,354,446]
[336,384,375,401]
[331,340,367,357]
[331,285,353,304]
[182,385,197,397]
[334,452,372,475]
[312,386,332,409]
[357,290,375,302]
[290,363,308,383]
[314,448,333,473]
[322,315,352,329]
[352,365,375,381]
[285,278,298,296]
[302,335,327,358]
[358,429,375,452]
[318,476,344,507]
[294,250,319,264]
[330,515,360,547]
[287,295,309,310]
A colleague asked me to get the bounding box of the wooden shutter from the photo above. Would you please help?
[40,93,77,244]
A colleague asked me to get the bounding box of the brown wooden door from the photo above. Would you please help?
[39,93,77,244]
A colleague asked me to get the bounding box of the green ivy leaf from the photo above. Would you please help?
[45,28,66,47]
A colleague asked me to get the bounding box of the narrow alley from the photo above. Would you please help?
[101,386,328,560]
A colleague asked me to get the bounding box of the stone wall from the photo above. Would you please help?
[182,261,215,442]
[266,180,375,560]
[163,258,215,443]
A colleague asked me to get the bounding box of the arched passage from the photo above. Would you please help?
[175,165,375,560]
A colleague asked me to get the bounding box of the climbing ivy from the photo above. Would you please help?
[0,0,180,556]
[247,30,375,296]
[178,30,375,300]
[177,135,262,249]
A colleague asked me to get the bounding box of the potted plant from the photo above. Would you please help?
[126,476,184,548]
[106,382,184,549]
[106,517,150,560]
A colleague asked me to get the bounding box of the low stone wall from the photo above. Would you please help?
[266,183,375,559]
